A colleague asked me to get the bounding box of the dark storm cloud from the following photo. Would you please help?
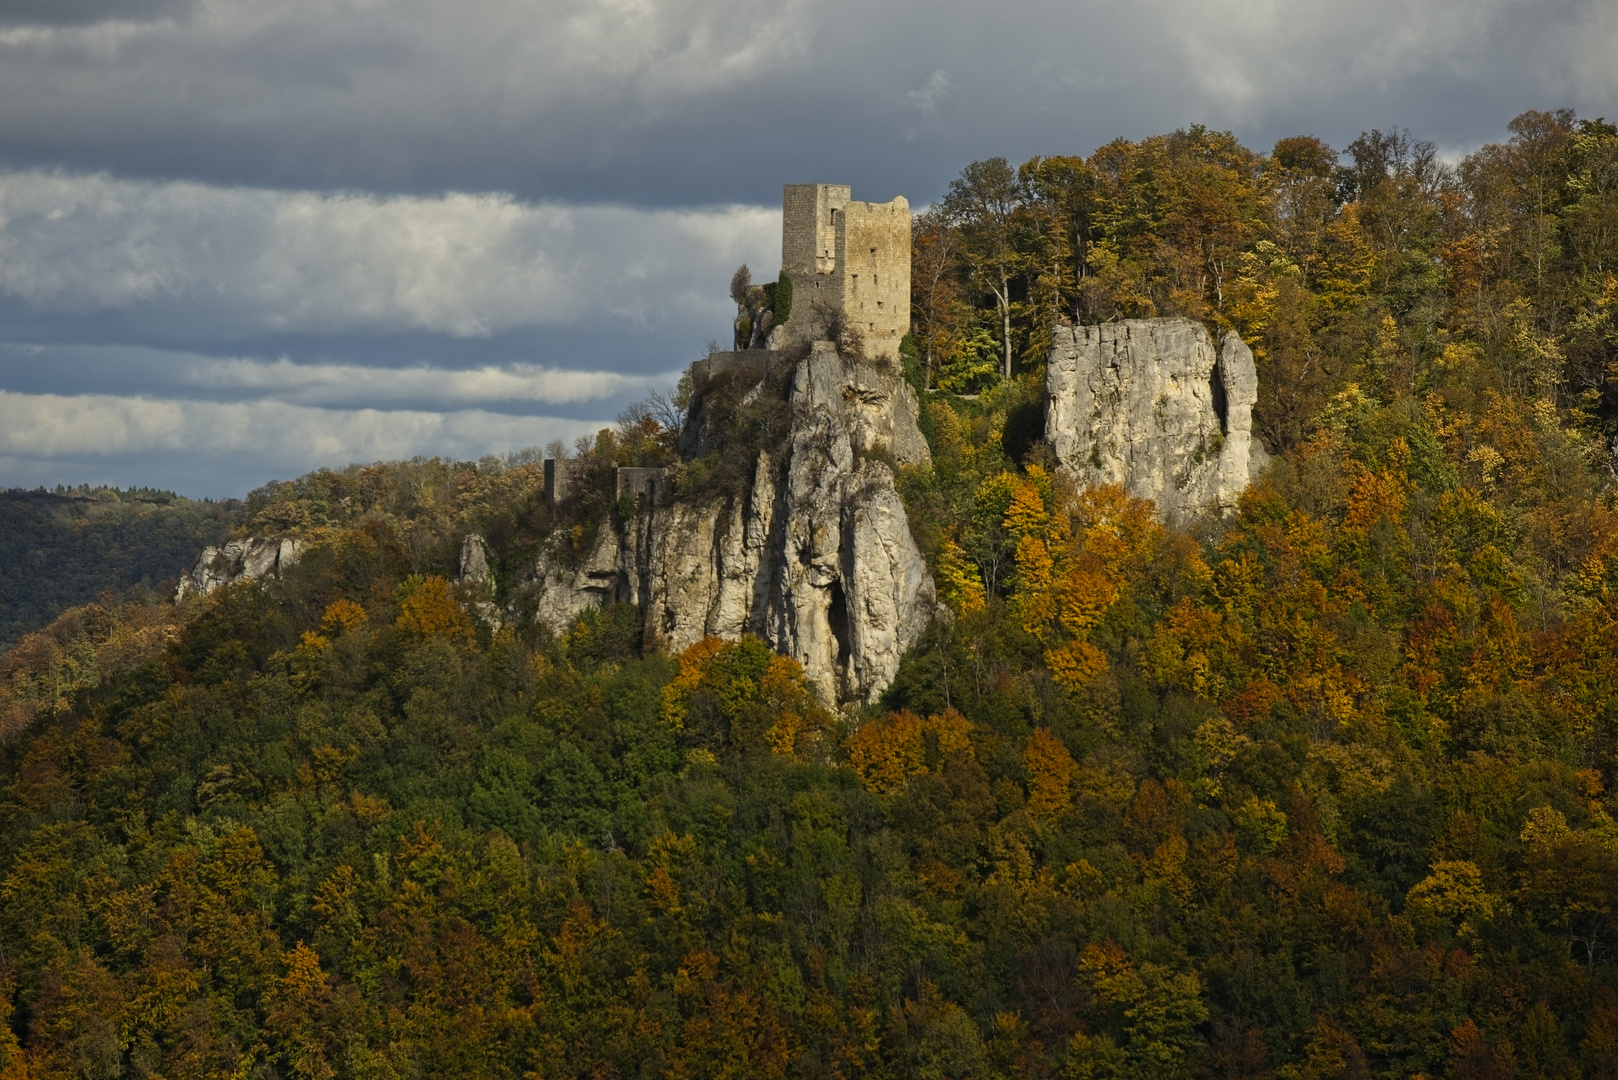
[0,0,193,28]
[0,0,1610,205]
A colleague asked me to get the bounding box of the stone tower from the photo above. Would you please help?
[778,184,911,362]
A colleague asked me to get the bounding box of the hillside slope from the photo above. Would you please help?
[0,488,236,652]
[2,109,1618,1079]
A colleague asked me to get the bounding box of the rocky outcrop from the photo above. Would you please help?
[1045,318,1267,521]
[175,537,303,600]
[525,342,936,705]
[456,534,504,630]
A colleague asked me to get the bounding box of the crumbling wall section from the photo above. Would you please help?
[778,184,911,361]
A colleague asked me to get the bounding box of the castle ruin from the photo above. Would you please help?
[776,184,911,362]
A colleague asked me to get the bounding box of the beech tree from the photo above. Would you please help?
[943,156,1025,378]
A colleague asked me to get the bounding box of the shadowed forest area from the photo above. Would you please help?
[2,108,1618,1079]
[0,488,236,653]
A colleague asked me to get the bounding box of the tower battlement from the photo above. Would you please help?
[777,184,910,362]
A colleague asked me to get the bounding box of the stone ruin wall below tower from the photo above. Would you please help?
[779,184,911,362]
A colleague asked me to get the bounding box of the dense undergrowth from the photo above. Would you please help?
[2,109,1618,1080]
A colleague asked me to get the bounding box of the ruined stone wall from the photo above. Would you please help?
[781,183,847,279]
[615,467,668,506]
[779,184,910,361]
[837,197,911,361]
[543,458,584,507]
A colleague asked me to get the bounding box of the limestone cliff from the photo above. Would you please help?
[175,536,303,600]
[1045,318,1267,521]
[524,342,937,705]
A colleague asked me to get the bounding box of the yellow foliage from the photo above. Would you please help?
[1006,475,1121,675]
[1142,597,1228,698]
[1024,728,1076,821]
[1211,550,1263,615]
[847,709,977,795]
[1405,860,1498,940]
[974,472,1023,526]
[936,537,986,615]
[761,654,821,757]
[1519,805,1570,846]
[928,707,975,758]
[847,710,926,795]
[659,636,828,757]
[1046,641,1108,692]
[1004,482,1051,541]
[1231,797,1289,853]
[319,599,368,635]
[289,630,330,691]
[1056,567,1117,637]
[1342,464,1407,532]
[1074,483,1162,577]
[1013,534,1056,639]
[1193,717,1251,796]
[394,576,475,645]
[660,636,733,729]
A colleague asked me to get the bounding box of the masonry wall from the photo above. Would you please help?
[778,184,910,362]
[838,198,910,361]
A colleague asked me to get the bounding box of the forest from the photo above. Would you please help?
[0,487,235,653]
[1,107,1618,1079]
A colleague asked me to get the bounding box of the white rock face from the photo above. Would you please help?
[1045,318,1266,521]
[456,534,504,630]
[175,537,304,600]
[525,342,936,705]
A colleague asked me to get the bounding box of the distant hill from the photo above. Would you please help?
[0,485,238,651]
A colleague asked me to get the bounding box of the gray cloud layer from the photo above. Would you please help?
[0,171,776,338]
[0,0,1610,204]
[0,0,1612,495]
[0,389,604,493]
[0,171,771,494]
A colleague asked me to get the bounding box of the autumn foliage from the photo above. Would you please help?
[1,108,1618,1079]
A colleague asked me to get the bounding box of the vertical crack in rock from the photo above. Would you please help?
[1046,318,1267,521]
[525,341,936,705]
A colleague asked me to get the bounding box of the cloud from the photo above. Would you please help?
[0,0,1610,204]
[0,169,761,494]
[0,389,607,494]
[181,357,664,409]
[903,70,950,141]
[0,170,779,340]
[0,0,192,28]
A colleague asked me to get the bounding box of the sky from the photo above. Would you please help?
[0,0,1614,498]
